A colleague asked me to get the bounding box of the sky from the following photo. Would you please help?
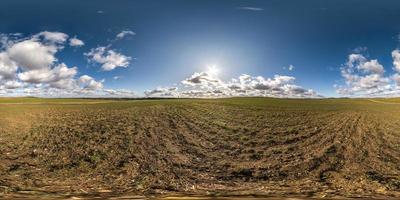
[1,0,400,98]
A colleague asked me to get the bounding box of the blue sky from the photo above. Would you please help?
[1,0,400,97]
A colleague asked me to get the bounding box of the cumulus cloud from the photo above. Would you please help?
[7,39,57,70]
[144,87,178,97]
[223,74,317,98]
[0,52,18,80]
[181,72,221,87]
[360,60,384,74]
[104,89,135,97]
[0,33,22,50]
[147,71,319,98]
[346,54,385,74]
[69,36,84,47]
[392,49,400,72]
[85,46,131,71]
[0,80,24,90]
[34,31,68,44]
[78,75,103,90]
[18,63,77,87]
[116,30,136,40]
[0,32,126,97]
[335,50,400,97]
[392,73,400,85]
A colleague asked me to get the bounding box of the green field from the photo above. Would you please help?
[0,97,399,199]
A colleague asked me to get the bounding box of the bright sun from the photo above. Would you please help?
[207,65,219,77]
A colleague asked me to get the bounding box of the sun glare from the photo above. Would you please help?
[207,65,219,77]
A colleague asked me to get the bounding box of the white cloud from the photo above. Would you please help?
[1,80,24,89]
[7,39,57,70]
[104,89,135,97]
[0,31,115,97]
[148,71,319,98]
[181,72,221,87]
[116,30,136,40]
[392,73,400,85]
[237,7,264,11]
[34,31,68,44]
[5,36,79,90]
[69,36,84,47]
[224,74,317,98]
[345,53,384,75]
[0,34,9,49]
[284,64,294,71]
[79,75,103,90]
[392,49,400,72]
[18,63,77,86]
[359,59,384,74]
[144,87,178,97]
[335,51,400,97]
[85,46,131,71]
[0,52,17,80]
[0,33,22,50]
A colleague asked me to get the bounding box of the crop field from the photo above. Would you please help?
[0,97,399,199]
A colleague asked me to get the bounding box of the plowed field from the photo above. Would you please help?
[0,98,399,199]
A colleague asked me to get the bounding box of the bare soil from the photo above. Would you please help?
[0,98,399,199]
